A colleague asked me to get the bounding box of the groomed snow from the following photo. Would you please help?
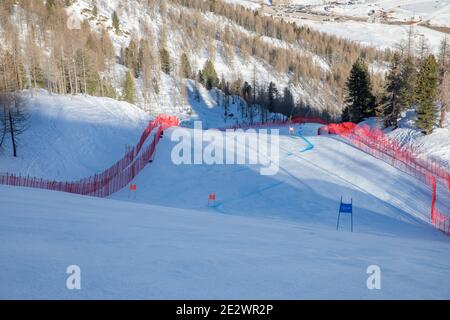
[112,125,450,229]
[1,182,449,299]
[1,118,449,299]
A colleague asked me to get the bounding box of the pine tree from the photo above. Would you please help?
[380,53,403,128]
[112,11,120,35]
[223,80,231,120]
[46,0,56,12]
[124,38,139,77]
[415,54,439,134]
[282,87,295,116]
[0,93,28,157]
[92,5,98,17]
[343,58,376,123]
[75,48,100,96]
[122,71,136,104]
[180,53,192,79]
[160,48,170,74]
[202,60,218,90]
[268,81,278,113]
[398,56,416,112]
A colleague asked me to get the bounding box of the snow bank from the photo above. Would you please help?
[386,109,450,166]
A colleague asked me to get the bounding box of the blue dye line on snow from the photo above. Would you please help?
[287,129,315,153]
[298,128,314,152]
[213,181,285,211]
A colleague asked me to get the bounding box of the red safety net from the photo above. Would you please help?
[319,122,450,235]
[431,176,450,235]
[219,117,330,131]
[0,114,179,198]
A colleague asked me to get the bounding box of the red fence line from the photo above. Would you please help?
[217,117,448,235]
[318,123,449,186]
[218,117,329,131]
[0,115,180,198]
[431,176,450,235]
[318,122,449,235]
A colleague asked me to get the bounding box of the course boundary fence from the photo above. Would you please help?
[218,117,329,131]
[0,115,179,198]
[318,122,449,235]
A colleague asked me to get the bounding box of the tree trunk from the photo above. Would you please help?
[0,105,7,147]
[8,108,17,157]
[82,52,87,95]
[440,104,448,128]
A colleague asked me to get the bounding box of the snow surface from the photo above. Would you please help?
[0,90,152,180]
[223,0,262,10]
[1,125,449,299]
[1,95,449,298]
[297,0,450,28]
[0,0,449,299]
[112,125,450,227]
[288,18,447,54]
[0,88,282,181]
[386,109,450,167]
[226,0,449,53]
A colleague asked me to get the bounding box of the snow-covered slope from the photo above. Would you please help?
[291,19,447,53]
[386,110,450,166]
[0,0,449,300]
[0,90,151,180]
[297,0,450,28]
[1,104,449,299]
[228,0,450,28]
[1,182,449,299]
[238,0,449,53]
[112,124,450,230]
[0,86,284,181]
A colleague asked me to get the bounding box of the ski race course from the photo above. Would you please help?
[0,95,449,299]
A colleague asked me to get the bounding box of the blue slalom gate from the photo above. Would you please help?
[337,197,353,232]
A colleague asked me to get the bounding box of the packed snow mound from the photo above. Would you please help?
[0,90,152,181]
[1,184,449,299]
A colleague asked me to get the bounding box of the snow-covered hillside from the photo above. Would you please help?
[231,0,449,53]
[0,86,284,180]
[0,0,448,300]
[1,124,449,299]
[387,110,450,166]
[111,124,450,227]
[290,19,447,53]
[61,0,343,115]
[296,0,450,28]
[0,90,151,180]
[0,93,448,299]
